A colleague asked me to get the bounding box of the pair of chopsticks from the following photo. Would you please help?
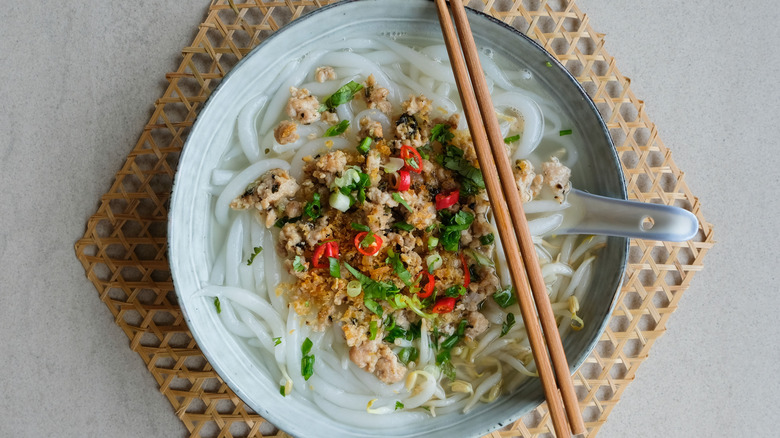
[434,1,585,437]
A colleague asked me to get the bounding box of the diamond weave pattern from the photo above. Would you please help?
[75,1,714,436]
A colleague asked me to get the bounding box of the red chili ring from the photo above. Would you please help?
[393,170,411,191]
[354,232,383,256]
[400,145,423,173]
[431,296,456,314]
[435,189,460,210]
[413,271,435,299]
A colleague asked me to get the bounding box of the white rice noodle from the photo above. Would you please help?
[209,243,227,285]
[379,38,455,83]
[214,158,291,225]
[218,298,255,338]
[289,137,353,180]
[260,50,327,134]
[361,49,405,65]
[224,213,246,287]
[386,64,457,115]
[263,230,287,317]
[237,94,269,163]
[311,397,429,427]
[249,219,268,297]
[210,168,236,187]
[236,307,276,353]
[491,92,544,159]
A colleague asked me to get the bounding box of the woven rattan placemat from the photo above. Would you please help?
[74,0,714,436]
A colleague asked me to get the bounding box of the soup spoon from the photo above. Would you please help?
[545,189,699,241]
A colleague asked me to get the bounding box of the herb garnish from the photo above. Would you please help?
[213,297,221,314]
[500,313,516,337]
[246,246,263,265]
[343,262,400,316]
[304,193,322,220]
[320,81,364,111]
[392,192,413,212]
[492,286,517,308]
[386,248,412,286]
[323,119,350,137]
[438,210,475,252]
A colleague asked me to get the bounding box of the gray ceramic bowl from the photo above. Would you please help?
[169,0,627,436]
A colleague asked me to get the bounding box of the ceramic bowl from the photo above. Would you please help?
[169,1,627,436]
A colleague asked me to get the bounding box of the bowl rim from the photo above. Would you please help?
[168,0,628,436]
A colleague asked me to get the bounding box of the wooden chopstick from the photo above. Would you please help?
[434,1,585,436]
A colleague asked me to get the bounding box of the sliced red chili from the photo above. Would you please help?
[312,241,339,269]
[413,271,435,299]
[431,296,456,314]
[354,232,383,256]
[392,170,411,191]
[399,145,423,173]
[460,251,470,288]
[435,189,460,210]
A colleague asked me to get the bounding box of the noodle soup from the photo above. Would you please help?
[170,2,626,437]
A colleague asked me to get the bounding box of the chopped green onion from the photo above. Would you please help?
[293,255,306,272]
[279,385,286,396]
[545,61,553,67]
[301,337,315,380]
[398,347,419,365]
[302,338,313,355]
[334,167,361,188]
[351,223,371,232]
[427,236,439,251]
[559,129,573,136]
[479,233,495,245]
[246,246,263,265]
[503,134,520,144]
[369,320,378,340]
[500,313,516,337]
[357,137,372,155]
[426,252,442,272]
[328,257,341,278]
[347,280,362,297]
[392,192,413,212]
[301,355,315,381]
[466,248,494,267]
[213,297,221,314]
[329,190,351,212]
[273,337,282,346]
[395,401,404,410]
[392,222,415,231]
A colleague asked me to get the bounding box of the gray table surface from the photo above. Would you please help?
[1,1,775,437]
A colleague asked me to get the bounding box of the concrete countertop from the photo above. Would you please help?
[1,1,775,436]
